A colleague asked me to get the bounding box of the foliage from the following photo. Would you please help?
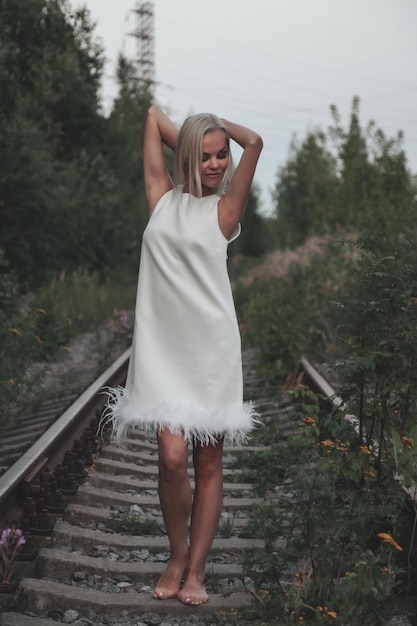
[0,270,135,427]
[229,184,275,259]
[34,268,136,335]
[0,301,74,426]
[230,387,406,625]
[242,275,318,382]
[218,514,235,539]
[0,526,26,583]
[104,53,152,272]
[106,512,163,536]
[274,96,417,248]
[240,246,346,383]
[231,225,417,623]
[0,0,107,285]
[0,0,152,287]
[0,248,20,316]
[334,232,417,474]
[329,97,416,235]
[274,131,339,248]
[235,388,323,491]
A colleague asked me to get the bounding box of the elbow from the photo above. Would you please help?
[147,104,162,118]
[255,134,263,150]
[249,133,263,154]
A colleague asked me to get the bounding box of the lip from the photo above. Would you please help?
[206,173,222,179]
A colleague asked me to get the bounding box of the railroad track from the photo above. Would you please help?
[0,349,335,625]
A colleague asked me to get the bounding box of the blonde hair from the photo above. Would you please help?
[174,113,234,197]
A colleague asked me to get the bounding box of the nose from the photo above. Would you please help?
[208,156,220,169]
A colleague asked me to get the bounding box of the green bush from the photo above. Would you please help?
[233,388,405,625]
[0,269,136,427]
[240,250,345,383]
[227,232,417,623]
[334,232,417,470]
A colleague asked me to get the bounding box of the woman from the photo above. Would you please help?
[104,104,263,605]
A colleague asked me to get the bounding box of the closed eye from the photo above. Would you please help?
[202,149,228,162]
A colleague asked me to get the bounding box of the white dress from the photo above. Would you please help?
[103,188,259,445]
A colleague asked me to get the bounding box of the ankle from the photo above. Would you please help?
[184,567,205,584]
[169,548,189,563]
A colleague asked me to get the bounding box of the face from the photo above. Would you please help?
[200,129,229,196]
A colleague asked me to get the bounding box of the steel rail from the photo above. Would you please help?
[302,356,417,513]
[0,348,130,511]
[300,357,343,408]
[0,353,337,526]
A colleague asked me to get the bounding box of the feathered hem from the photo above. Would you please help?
[99,386,261,446]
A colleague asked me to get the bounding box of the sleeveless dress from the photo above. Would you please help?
[102,188,259,445]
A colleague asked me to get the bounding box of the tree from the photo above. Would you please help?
[103,54,153,270]
[230,185,274,258]
[272,96,417,248]
[274,131,339,248]
[0,0,116,284]
[329,96,373,228]
[330,96,416,234]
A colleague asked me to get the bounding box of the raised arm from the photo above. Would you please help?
[218,120,263,240]
[143,105,179,214]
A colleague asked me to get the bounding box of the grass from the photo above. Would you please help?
[0,269,137,428]
[106,512,163,536]
[218,514,235,538]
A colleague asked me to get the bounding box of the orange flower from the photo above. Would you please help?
[381,566,396,579]
[62,346,71,353]
[402,436,414,449]
[303,416,317,427]
[317,606,337,618]
[37,308,47,315]
[321,439,334,448]
[336,439,349,452]
[360,445,372,455]
[8,327,21,336]
[378,532,403,551]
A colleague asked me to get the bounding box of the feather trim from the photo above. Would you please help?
[99,386,261,447]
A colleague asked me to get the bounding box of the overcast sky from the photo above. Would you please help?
[80,0,417,212]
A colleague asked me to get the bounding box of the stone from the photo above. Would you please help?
[130,504,144,515]
[57,544,73,552]
[131,549,150,560]
[63,609,80,624]
[142,614,162,626]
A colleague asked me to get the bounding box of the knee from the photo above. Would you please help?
[159,449,188,482]
[193,449,223,483]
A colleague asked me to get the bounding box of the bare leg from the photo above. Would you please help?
[177,437,224,605]
[153,430,191,599]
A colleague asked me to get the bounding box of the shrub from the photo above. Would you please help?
[235,387,405,625]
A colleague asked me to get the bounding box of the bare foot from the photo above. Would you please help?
[177,580,209,605]
[153,559,186,600]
